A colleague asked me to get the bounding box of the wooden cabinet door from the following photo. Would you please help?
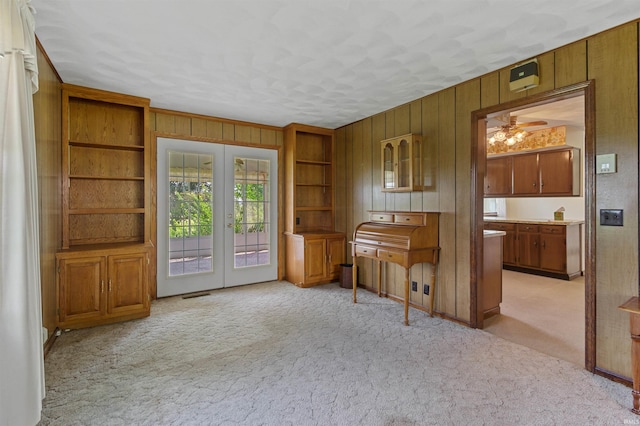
[517,231,540,268]
[540,232,566,272]
[326,236,346,279]
[512,153,539,195]
[539,150,574,195]
[485,157,512,196]
[59,256,106,325]
[304,238,327,283]
[503,230,517,265]
[107,252,148,317]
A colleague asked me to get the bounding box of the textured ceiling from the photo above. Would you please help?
[31,0,639,129]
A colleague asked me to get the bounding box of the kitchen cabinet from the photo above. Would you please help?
[485,147,580,197]
[381,134,423,192]
[516,224,540,268]
[285,232,345,287]
[483,222,516,265]
[485,156,513,196]
[512,154,540,195]
[539,224,580,274]
[484,219,582,280]
[57,244,151,329]
[483,231,504,319]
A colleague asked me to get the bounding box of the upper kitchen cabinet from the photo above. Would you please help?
[381,134,423,192]
[485,156,513,196]
[486,147,580,197]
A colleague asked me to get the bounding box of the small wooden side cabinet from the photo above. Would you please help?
[618,297,640,415]
[285,232,345,287]
[56,243,151,329]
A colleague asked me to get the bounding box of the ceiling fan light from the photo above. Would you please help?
[506,137,516,146]
[494,130,506,142]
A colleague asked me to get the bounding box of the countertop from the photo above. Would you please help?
[483,230,506,238]
[483,217,584,226]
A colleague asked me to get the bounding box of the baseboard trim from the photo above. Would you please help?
[43,327,59,359]
[595,366,632,388]
[358,285,471,327]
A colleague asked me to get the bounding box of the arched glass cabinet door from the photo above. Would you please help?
[397,138,410,189]
[380,134,422,192]
[382,142,395,189]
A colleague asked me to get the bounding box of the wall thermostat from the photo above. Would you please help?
[595,153,616,174]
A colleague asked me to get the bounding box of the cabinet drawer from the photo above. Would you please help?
[484,222,515,231]
[394,214,424,225]
[355,245,377,257]
[517,224,539,233]
[370,212,394,222]
[540,225,564,234]
[377,249,407,265]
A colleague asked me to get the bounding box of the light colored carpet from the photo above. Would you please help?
[484,270,585,366]
[39,281,634,425]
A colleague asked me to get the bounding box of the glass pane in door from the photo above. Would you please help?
[397,139,409,188]
[168,151,213,276]
[383,143,394,188]
[233,157,271,268]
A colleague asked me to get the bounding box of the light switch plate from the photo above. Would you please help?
[596,153,616,174]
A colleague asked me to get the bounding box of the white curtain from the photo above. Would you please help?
[0,0,45,425]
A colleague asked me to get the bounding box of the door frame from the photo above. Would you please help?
[470,80,596,372]
[150,133,283,299]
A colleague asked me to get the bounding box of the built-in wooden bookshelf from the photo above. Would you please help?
[57,84,151,328]
[284,123,345,287]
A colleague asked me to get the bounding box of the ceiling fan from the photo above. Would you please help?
[487,114,548,146]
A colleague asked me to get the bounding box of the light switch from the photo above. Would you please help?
[596,153,616,174]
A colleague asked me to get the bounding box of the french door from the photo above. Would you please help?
[156,137,278,297]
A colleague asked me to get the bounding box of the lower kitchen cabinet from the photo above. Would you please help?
[56,244,151,329]
[517,224,541,269]
[483,222,516,265]
[484,220,582,280]
[285,232,345,287]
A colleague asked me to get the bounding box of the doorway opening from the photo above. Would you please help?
[471,81,596,371]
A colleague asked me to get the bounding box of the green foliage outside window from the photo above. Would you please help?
[169,180,266,238]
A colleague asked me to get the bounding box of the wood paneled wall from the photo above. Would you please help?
[148,109,284,295]
[33,41,62,340]
[336,20,640,379]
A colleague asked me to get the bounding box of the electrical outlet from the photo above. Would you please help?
[423,284,429,295]
[412,281,417,292]
[600,209,623,226]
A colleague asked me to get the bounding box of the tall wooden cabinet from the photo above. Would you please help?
[284,123,345,287]
[56,84,151,329]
